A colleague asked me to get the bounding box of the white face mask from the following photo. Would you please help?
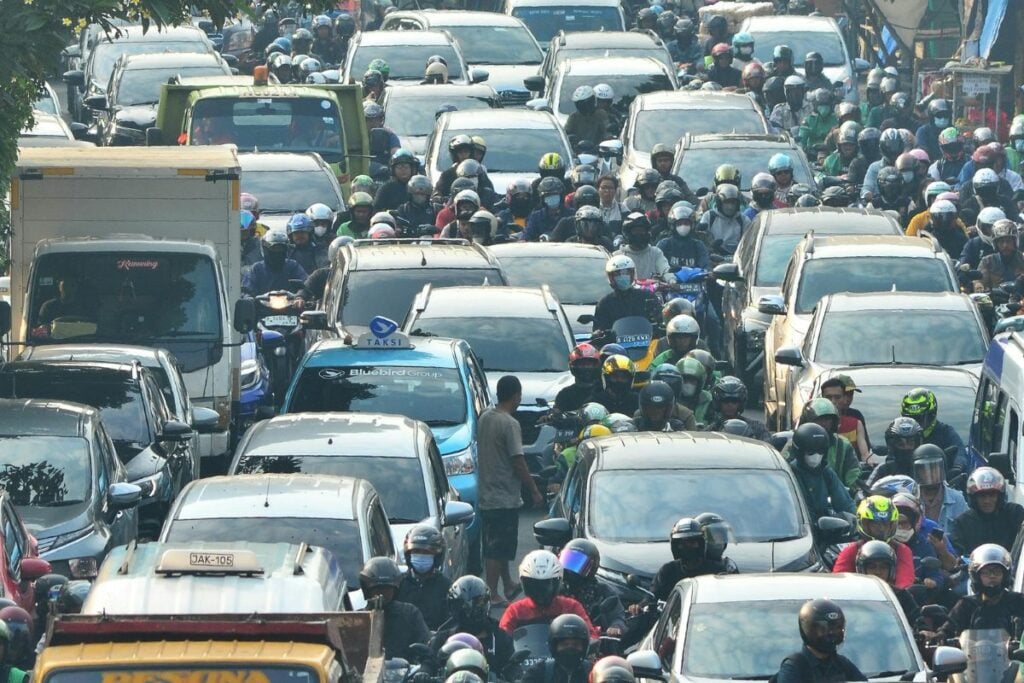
[804,453,823,469]
[894,528,914,543]
[675,222,692,237]
[314,225,329,238]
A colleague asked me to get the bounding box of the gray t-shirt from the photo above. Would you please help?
[476,407,523,510]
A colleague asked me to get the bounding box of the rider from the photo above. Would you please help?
[774,600,867,682]
[700,14,731,57]
[697,183,750,261]
[646,517,737,603]
[396,525,452,630]
[676,357,713,426]
[555,344,602,411]
[337,192,374,239]
[286,213,322,273]
[854,539,920,621]
[615,213,670,280]
[499,550,598,638]
[769,75,810,138]
[768,153,798,205]
[436,135,477,199]
[787,423,855,520]
[913,445,968,535]
[558,540,625,636]
[958,206,1005,270]
[590,355,639,417]
[657,201,711,271]
[592,254,661,334]
[432,576,514,672]
[525,177,572,242]
[820,121,861,177]
[310,14,343,65]
[785,398,860,491]
[394,175,437,232]
[900,388,968,478]
[650,145,695,201]
[634,381,687,432]
[832,496,916,588]
[797,88,838,156]
[949,467,1024,555]
[565,86,609,147]
[671,18,703,66]
[651,315,701,367]
[868,416,924,484]
[439,190,482,240]
[0,622,27,683]
[519,615,592,683]
[359,557,430,660]
[979,219,1024,291]
[706,376,770,441]
[862,127,905,203]
[242,230,308,297]
[888,491,959,595]
[933,544,1024,641]
[706,43,741,89]
[820,375,870,462]
[240,210,262,269]
[649,364,697,429]
[374,148,417,211]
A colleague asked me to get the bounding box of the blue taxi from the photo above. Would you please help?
[281,318,492,541]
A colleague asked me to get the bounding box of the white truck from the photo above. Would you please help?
[0,146,251,460]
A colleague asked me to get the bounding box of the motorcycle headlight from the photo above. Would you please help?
[240,358,260,390]
[132,471,165,498]
[443,447,476,476]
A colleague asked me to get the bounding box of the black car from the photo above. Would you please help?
[534,432,824,602]
[0,361,196,540]
[0,399,141,579]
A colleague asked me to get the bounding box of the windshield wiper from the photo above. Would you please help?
[763,534,802,542]
[44,499,87,507]
[425,419,461,426]
[389,517,421,524]
[155,331,216,338]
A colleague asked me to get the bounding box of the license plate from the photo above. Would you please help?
[263,315,297,327]
[676,283,702,293]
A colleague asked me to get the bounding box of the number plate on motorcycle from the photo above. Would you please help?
[263,315,298,327]
[677,283,702,293]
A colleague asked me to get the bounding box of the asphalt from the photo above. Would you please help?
[487,505,546,619]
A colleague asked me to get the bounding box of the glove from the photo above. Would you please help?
[958,262,971,272]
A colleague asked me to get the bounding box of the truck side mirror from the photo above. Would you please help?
[145,127,164,146]
[0,301,10,336]
[233,298,256,334]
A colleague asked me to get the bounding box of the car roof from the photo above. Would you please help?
[822,291,974,313]
[414,286,557,317]
[440,108,561,130]
[741,14,837,32]
[555,31,661,48]
[383,83,497,100]
[390,10,527,26]
[174,474,366,521]
[98,25,207,43]
[684,134,792,148]
[0,398,96,437]
[806,234,944,258]
[120,52,224,68]
[690,572,892,604]
[356,29,455,46]
[1,360,138,379]
[559,56,669,76]
[489,242,607,259]
[763,207,900,235]
[815,364,978,391]
[239,152,327,172]
[347,241,502,270]
[17,344,169,371]
[635,91,757,109]
[588,432,784,471]
[242,413,424,457]
[303,337,462,369]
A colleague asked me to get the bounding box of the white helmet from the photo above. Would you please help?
[605,254,635,274]
[973,168,1000,188]
[369,224,396,239]
[784,75,806,88]
[572,85,595,102]
[666,314,700,337]
[977,206,1007,245]
[306,203,334,221]
[519,549,562,606]
[594,83,615,101]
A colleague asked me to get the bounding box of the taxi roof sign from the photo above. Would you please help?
[356,316,413,349]
[156,549,264,575]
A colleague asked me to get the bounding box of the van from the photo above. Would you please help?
[503,0,625,49]
[968,331,1024,502]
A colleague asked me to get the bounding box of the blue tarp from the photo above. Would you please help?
[979,0,1008,59]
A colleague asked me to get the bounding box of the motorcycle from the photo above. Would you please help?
[610,316,658,383]
[254,289,313,407]
[950,629,1022,683]
[512,623,551,670]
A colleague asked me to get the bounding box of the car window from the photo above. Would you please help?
[369,499,394,557]
[0,436,93,506]
[241,169,344,213]
[443,25,542,65]
[755,234,803,287]
[3,507,24,577]
[427,440,449,502]
[795,257,954,314]
[562,458,585,520]
[556,73,672,116]
[115,65,228,106]
[92,432,109,494]
[91,39,210,85]
[654,590,682,669]
[464,352,489,417]
[351,43,464,81]
[974,378,1006,459]
[409,316,571,373]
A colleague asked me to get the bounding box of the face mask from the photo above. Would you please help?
[675,222,692,237]
[934,117,950,127]
[680,382,698,398]
[409,553,434,574]
[612,274,632,291]
[894,528,914,543]
[314,225,328,238]
[803,452,823,469]
[739,46,753,57]
[544,195,561,209]
[817,105,832,116]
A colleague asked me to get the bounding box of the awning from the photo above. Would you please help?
[864,0,929,53]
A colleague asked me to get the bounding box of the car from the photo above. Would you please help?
[159,473,397,603]
[83,541,349,614]
[613,91,769,193]
[776,292,988,430]
[89,52,232,146]
[18,112,90,148]
[63,25,215,124]
[636,573,931,681]
[490,241,609,342]
[538,31,673,85]
[714,207,903,389]
[342,30,488,86]
[533,432,826,603]
[280,329,493,558]
[0,360,198,540]
[381,11,544,106]
[671,134,815,195]
[239,152,346,233]
[970,331,1024,496]
[530,56,676,128]
[760,235,959,428]
[0,398,141,580]
[227,413,475,577]
[0,483,52,625]
[404,285,580,462]
[15,344,222,474]
[503,0,626,49]
[314,238,508,342]
[380,84,500,157]
[427,109,572,195]
[740,14,867,102]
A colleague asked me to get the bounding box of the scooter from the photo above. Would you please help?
[254,289,313,406]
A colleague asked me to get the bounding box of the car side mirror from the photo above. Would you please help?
[533,517,572,548]
[443,501,475,527]
[62,70,84,87]
[757,294,786,315]
[712,262,742,282]
[577,314,594,325]
[108,482,143,510]
[469,67,489,84]
[255,405,277,421]
[526,98,550,112]
[159,419,194,442]
[62,45,81,59]
[300,310,328,330]
[931,646,967,675]
[145,127,165,146]
[626,651,665,681]
[221,53,239,68]
[19,558,52,582]
[83,94,108,111]
[523,75,545,92]
[0,301,10,336]
[774,346,804,367]
[853,58,870,73]
[191,407,220,434]
[988,452,1014,483]
[816,515,852,542]
[598,139,623,162]
[769,430,792,451]
[233,298,256,334]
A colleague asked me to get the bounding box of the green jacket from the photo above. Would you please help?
[1008,147,1022,174]
[682,390,713,426]
[783,433,861,492]
[821,150,851,177]
[336,221,368,239]
[652,348,684,368]
[798,112,838,154]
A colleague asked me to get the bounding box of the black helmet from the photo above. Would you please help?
[335,12,356,37]
[574,184,599,208]
[404,524,445,573]
[855,539,896,582]
[655,185,684,208]
[362,69,384,91]
[639,380,675,418]
[694,512,731,561]
[798,599,846,654]
[559,538,600,585]
[795,194,820,207]
[912,444,946,487]
[448,576,491,630]
[548,614,590,671]
[670,517,705,562]
[877,166,904,200]
[34,573,68,605]
[622,212,652,237]
[878,128,905,161]
[792,422,829,471]
[884,416,924,462]
[635,167,661,189]
[820,185,850,207]
[773,44,794,63]
[359,557,403,598]
[538,175,564,197]
[707,14,727,35]
[711,376,747,411]
[804,51,824,77]
[291,27,313,53]
[55,580,91,615]
[968,544,1013,597]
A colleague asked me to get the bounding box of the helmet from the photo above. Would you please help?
[686,349,716,389]
[715,184,741,217]
[993,219,1019,245]
[448,576,491,630]
[972,144,998,167]
[706,13,727,34]
[622,212,652,238]
[858,126,881,154]
[240,209,256,232]
[448,134,474,161]
[912,444,947,487]
[901,388,937,434]
[877,167,904,199]
[655,185,683,208]
[404,524,445,573]
[974,127,996,145]
[539,152,566,176]
[855,540,896,582]
[783,75,806,93]
[966,467,1006,512]
[639,380,676,416]
[445,674,484,683]
[742,60,766,84]
[363,101,384,120]
[591,667,635,683]
[732,31,754,54]
[801,396,839,432]
[773,44,793,62]
[594,83,615,102]
[548,614,590,671]
[359,556,403,596]
[884,416,924,457]
[925,181,952,203]
[369,212,396,231]
[666,314,700,338]
[602,354,636,380]
[977,206,1007,245]
[974,168,1000,199]
[445,649,490,680]
[362,68,384,91]
[804,50,823,74]
[695,512,731,560]
[890,92,910,111]
[792,422,829,470]
[768,153,794,173]
[879,128,905,160]
[837,121,860,147]
[676,357,706,395]
[559,538,600,582]
[580,402,608,425]
[600,344,627,363]
[457,159,482,180]
[519,550,562,607]
[872,474,920,499]
[670,517,705,562]
[569,342,600,367]
[635,167,661,189]
[446,633,484,654]
[334,11,356,36]
[425,61,449,82]
[262,229,290,253]
[407,175,433,199]
[572,164,599,190]
[652,363,683,397]
[367,58,390,80]
[711,376,747,411]
[798,599,846,655]
[300,58,322,74]
[929,199,957,228]
[968,544,1013,597]
[837,101,860,122]
[650,143,674,165]
[856,495,899,541]
[348,192,375,214]
[820,185,851,207]
[572,84,595,103]
[939,126,961,148]
[574,205,602,236]
[579,424,611,442]
[892,492,923,533]
[391,148,416,169]
[662,297,695,322]
[795,194,820,208]
[810,87,833,107]
[866,68,884,89]
[55,580,90,614]
[711,42,732,58]
[1012,115,1024,139]
[714,164,740,187]
[574,185,599,209]
[927,98,950,118]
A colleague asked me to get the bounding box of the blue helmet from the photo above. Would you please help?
[768,153,794,173]
[286,213,313,234]
[732,32,754,49]
[272,36,291,53]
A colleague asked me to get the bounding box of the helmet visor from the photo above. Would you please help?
[559,547,596,577]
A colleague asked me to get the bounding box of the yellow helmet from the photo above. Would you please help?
[856,495,899,541]
[579,424,612,441]
[602,354,636,377]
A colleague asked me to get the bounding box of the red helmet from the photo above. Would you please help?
[972,145,997,166]
[711,42,732,57]
[569,343,600,366]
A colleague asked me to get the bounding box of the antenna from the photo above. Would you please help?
[420,250,427,267]
[264,479,271,508]
[891,344,897,364]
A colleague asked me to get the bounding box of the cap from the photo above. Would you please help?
[835,374,861,393]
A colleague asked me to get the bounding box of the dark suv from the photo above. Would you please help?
[0,361,196,539]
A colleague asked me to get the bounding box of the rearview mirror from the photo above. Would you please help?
[191,407,220,434]
[533,517,572,548]
[712,262,742,282]
[757,294,785,315]
[577,314,594,325]
[988,452,1014,483]
[300,310,328,330]
[523,75,545,92]
[233,298,256,334]
[19,558,52,582]
[853,58,870,73]
[931,646,967,675]
[598,139,623,161]
[816,515,852,542]
[443,501,475,527]
[774,346,804,367]
[63,70,84,87]
[83,94,108,110]
[159,419,194,442]
[145,127,164,146]
[69,122,91,140]
[469,67,489,84]
[108,482,143,510]
[626,651,665,681]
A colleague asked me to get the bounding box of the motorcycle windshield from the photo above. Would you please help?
[513,623,552,665]
[960,629,1010,683]
[612,317,653,362]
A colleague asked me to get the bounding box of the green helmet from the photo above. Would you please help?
[348,192,374,209]
[676,357,706,385]
[901,388,938,435]
[352,175,376,194]
[368,58,390,79]
[801,397,839,432]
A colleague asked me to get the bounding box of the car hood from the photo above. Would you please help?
[591,534,815,577]
[431,420,473,455]
[478,63,536,97]
[485,370,574,405]
[17,503,93,542]
[112,104,157,129]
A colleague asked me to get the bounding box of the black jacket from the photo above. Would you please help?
[774,646,867,682]
[650,558,737,602]
[374,179,410,212]
[396,572,452,630]
[297,267,330,303]
[592,288,660,333]
[939,592,1024,639]
[589,387,639,416]
[382,600,431,660]
[562,579,626,631]
[554,383,596,412]
[949,503,1024,555]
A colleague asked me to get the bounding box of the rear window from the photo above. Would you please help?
[795,257,954,314]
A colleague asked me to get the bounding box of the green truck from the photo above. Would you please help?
[147,73,369,185]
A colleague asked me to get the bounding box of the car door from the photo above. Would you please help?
[428,438,468,577]
[0,500,31,610]
[95,423,136,546]
[367,496,398,564]
[144,373,195,490]
[645,588,683,673]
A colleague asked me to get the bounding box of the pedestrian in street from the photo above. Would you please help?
[477,375,544,608]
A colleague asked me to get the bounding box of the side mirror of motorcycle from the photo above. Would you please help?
[407,643,433,665]
[577,314,595,325]
[626,573,646,589]
[931,646,967,676]
[233,298,256,334]
[626,651,665,681]
[816,515,852,542]
[712,262,742,282]
[769,430,792,452]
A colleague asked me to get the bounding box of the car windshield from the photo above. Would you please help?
[557,73,672,116]
[674,145,811,192]
[512,6,623,45]
[351,44,464,81]
[436,127,568,174]
[795,257,953,314]
[288,365,468,427]
[496,254,607,304]
[815,309,987,366]
[634,110,766,153]
[0,436,91,506]
[116,65,227,106]
[588,469,802,542]
[384,94,495,139]
[340,268,505,328]
[842,381,975,446]
[234,455,429,523]
[683,599,917,679]
[242,169,342,212]
[0,373,150,452]
[749,29,847,66]
[164,516,363,589]
[445,25,542,65]
[93,40,208,85]
[189,97,346,165]
[410,317,570,372]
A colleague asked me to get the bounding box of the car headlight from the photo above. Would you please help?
[112,124,145,140]
[69,557,98,579]
[443,447,475,476]
[240,358,261,390]
[132,471,165,498]
[48,525,93,550]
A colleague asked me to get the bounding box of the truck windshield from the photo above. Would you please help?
[189,97,346,166]
[45,665,319,683]
[28,252,222,345]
